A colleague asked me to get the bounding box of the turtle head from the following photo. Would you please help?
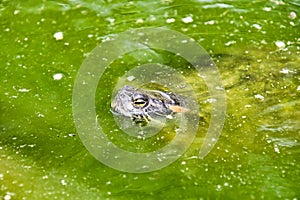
[111,85,187,126]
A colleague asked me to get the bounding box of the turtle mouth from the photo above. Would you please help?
[131,113,150,127]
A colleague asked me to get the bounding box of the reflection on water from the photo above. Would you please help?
[0,0,299,199]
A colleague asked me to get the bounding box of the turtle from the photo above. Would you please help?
[110,85,188,126]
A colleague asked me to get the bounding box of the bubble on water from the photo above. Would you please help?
[18,88,30,93]
[126,75,135,81]
[280,68,289,74]
[53,31,63,40]
[263,7,271,12]
[254,94,264,100]
[106,17,115,25]
[53,73,63,80]
[204,98,217,103]
[204,20,215,25]
[136,18,144,24]
[4,193,15,200]
[37,112,45,118]
[99,36,112,42]
[252,24,262,30]
[290,21,296,26]
[166,18,175,23]
[14,10,20,15]
[216,185,222,191]
[275,41,285,49]
[61,179,67,186]
[181,39,188,43]
[225,41,236,46]
[274,145,280,153]
[182,16,193,23]
[289,11,296,20]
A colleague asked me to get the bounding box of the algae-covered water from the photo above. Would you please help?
[1,0,299,199]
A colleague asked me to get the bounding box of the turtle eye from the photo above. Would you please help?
[132,94,149,108]
[134,98,147,106]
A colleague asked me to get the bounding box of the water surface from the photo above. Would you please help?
[0,0,299,199]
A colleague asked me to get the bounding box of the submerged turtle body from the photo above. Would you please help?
[111,85,187,125]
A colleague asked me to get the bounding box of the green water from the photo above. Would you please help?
[1,0,299,199]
